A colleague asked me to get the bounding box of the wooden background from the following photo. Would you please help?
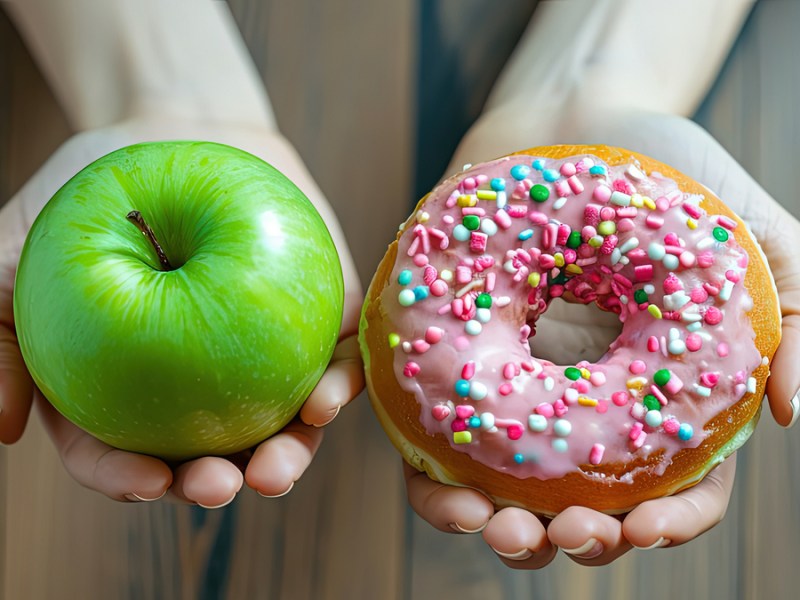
[1,1,798,598]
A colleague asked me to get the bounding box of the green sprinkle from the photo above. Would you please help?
[463,215,480,231]
[653,369,671,387]
[713,226,729,242]
[530,184,550,203]
[476,293,492,309]
[567,231,582,249]
[564,367,581,381]
[398,269,412,285]
[633,289,649,304]
[648,304,663,319]
[643,394,661,411]
[388,333,400,348]
[598,220,617,236]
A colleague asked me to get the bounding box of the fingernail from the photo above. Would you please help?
[786,393,800,428]
[197,496,236,510]
[449,521,488,534]
[633,536,670,550]
[561,537,604,559]
[257,481,295,499]
[491,546,533,561]
[313,405,341,428]
[124,490,167,502]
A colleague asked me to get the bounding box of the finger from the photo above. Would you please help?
[0,326,34,443]
[170,456,245,509]
[482,507,556,569]
[766,315,800,428]
[622,454,737,549]
[36,395,172,502]
[244,420,324,497]
[547,506,631,566]
[299,335,364,427]
[404,462,494,533]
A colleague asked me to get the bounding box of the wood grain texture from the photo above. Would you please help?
[1,1,798,599]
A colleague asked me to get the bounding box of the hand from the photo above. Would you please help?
[0,116,364,506]
[405,108,798,567]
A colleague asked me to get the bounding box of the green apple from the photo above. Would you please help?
[13,141,343,460]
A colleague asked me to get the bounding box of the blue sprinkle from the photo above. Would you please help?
[413,286,429,301]
[678,423,694,441]
[518,229,534,241]
[510,164,531,181]
[543,169,560,182]
[397,269,412,285]
[454,379,471,397]
[589,165,608,176]
[490,177,506,191]
[513,453,524,464]
[469,416,481,428]
[532,159,545,171]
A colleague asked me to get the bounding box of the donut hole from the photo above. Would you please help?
[528,299,623,365]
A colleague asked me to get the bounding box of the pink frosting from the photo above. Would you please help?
[381,154,761,482]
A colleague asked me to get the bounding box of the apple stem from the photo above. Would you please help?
[126,210,174,271]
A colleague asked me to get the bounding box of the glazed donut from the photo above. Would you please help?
[359,145,781,516]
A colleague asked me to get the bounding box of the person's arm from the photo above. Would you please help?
[0,0,363,506]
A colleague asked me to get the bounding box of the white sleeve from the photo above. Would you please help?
[486,0,755,117]
[4,0,275,130]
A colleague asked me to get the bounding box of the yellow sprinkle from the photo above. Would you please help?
[415,210,430,223]
[554,253,565,267]
[578,396,599,407]
[579,368,591,380]
[457,195,477,207]
[566,264,584,275]
[453,431,472,444]
[476,190,497,200]
[528,272,541,288]
[588,236,603,248]
[648,304,663,319]
[686,218,698,230]
[388,333,400,348]
[631,194,644,208]
[626,376,648,390]
[642,196,656,210]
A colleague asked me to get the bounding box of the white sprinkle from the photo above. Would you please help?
[543,376,554,392]
[746,377,757,394]
[644,284,656,294]
[528,414,548,432]
[470,382,488,401]
[465,320,482,336]
[553,197,568,210]
[720,280,734,302]
[480,412,495,429]
[476,307,492,323]
[495,190,507,210]
[663,254,680,270]
[696,237,716,250]
[610,191,632,206]
[694,384,712,398]
[495,296,511,307]
[611,248,622,265]
[619,237,640,254]
[553,419,572,437]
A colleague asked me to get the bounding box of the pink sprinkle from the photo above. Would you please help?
[431,405,450,421]
[563,388,579,404]
[574,379,590,394]
[679,251,696,268]
[629,422,644,440]
[647,336,659,352]
[663,273,683,293]
[689,287,708,303]
[469,231,488,253]
[589,443,605,465]
[703,282,720,296]
[568,175,584,194]
[717,343,729,357]
[582,225,598,240]
[599,206,616,221]
[717,215,738,230]
[446,191,459,208]
[560,162,577,177]
[655,196,670,212]
[631,431,647,450]
[498,383,513,396]
[502,363,517,380]
[507,424,524,440]
[563,249,577,264]
[664,374,684,394]
[425,327,444,344]
[451,419,467,432]
[590,371,607,387]
[413,254,429,267]
[664,233,680,246]
[550,284,564,297]
[618,218,636,232]
[494,209,512,229]
[475,174,488,186]
[726,270,740,283]
[700,372,720,388]
[612,178,635,194]
[595,400,609,414]
[529,211,548,225]
[555,180,571,198]
[629,360,647,374]
[583,204,601,227]
[506,204,528,218]
[403,362,420,377]
[454,336,470,351]
[593,185,611,203]
[682,203,703,219]
[451,298,464,318]
[412,340,430,353]
[474,256,494,272]
[422,265,437,285]
[461,207,485,217]
[697,251,715,268]
[664,244,684,256]
[461,361,475,380]
[627,248,648,264]
[685,333,702,352]
[704,306,723,325]
[616,206,638,219]
[538,254,556,269]
[455,405,474,419]
[485,272,496,293]
[663,418,680,435]
[557,224,571,245]
[462,177,477,191]
[553,399,568,417]
[535,403,555,418]
[630,403,647,421]
[430,279,448,296]
[650,385,668,406]
[612,391,629,406]
[456,265,472,284]
[645,214,664,229]
[576,158,593,173]
[634,264,654,282]
[600,234,618,255]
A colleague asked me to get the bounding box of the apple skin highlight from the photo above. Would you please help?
[14,141,344,461]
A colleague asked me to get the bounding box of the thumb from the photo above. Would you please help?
[0,323,34,443]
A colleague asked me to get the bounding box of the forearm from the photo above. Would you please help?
[4,0,275,130]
